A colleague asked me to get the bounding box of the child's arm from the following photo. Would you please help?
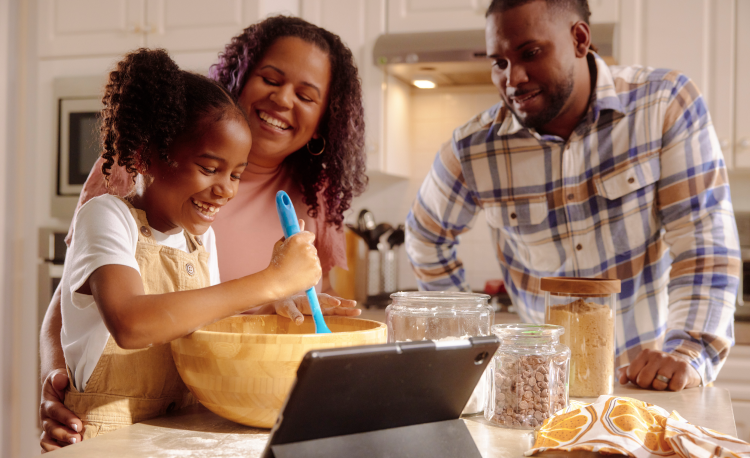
[82,231,321,349]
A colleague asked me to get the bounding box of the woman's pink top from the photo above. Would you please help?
[67,158,347,281]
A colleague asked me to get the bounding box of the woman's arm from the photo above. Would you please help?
[39,286,82,452]
[87,232,321,349]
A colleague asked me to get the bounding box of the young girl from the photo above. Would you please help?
[59,48,322,440]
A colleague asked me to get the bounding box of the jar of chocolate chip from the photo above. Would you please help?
[541,277,620,397]
[485,324,570,429]
[387,292,493,415]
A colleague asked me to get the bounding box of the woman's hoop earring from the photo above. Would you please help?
[307,137,325,156]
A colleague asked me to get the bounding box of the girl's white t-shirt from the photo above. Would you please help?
[60,194,220,392]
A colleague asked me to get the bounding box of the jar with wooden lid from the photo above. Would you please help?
[540,277,620,397]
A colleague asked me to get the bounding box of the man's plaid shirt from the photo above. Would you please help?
[405,53,741,383]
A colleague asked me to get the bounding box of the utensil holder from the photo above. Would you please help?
[366,250,381,296]
[381,247,398,293]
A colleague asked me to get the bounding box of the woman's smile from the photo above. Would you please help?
[240,36,331,167]
[257,110,291,131]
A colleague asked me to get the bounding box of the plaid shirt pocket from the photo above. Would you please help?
[485,197,559,272]
[594,154,662,255]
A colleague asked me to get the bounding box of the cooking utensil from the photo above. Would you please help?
[171,315,386,428]
[357,209,376,232]
[276,190,330,334]
[370,222,393,250]
[387,225,405,248]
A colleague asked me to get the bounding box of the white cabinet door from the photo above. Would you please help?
[38,0,146,58]
[302,0,408,177]
[735,0,750,168]
[618,0,735,167]
[713,345,750,441]
[387,0,618,34]
[145,0,261,55]
[588,0,619,23]
[387,0,486,33]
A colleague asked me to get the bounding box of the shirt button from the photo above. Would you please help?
[576,244,583,251]
[510,212,517,219]
[140,226,151,237]
[627,177,635,184]
[567,193,574,200]
[185,263,195,276]
[195,236,203,246]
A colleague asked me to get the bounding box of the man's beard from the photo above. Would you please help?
[507,67,575,133]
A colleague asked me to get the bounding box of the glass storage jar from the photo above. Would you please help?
[541,277,621,397]
[485,324,570,429]
[386,291,493,414]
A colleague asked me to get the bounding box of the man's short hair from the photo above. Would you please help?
[485,0,592,25]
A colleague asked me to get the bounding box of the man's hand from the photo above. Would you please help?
[617,349,701,391]
[40,369,82,452]
[274,293,361,325]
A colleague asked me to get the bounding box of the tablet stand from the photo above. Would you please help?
[269,418,482,458]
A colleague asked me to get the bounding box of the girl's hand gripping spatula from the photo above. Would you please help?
[275,191,331,334]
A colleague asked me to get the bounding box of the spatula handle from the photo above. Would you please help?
[275,191,331,334]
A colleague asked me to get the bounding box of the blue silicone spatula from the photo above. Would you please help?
[275,190,331,334]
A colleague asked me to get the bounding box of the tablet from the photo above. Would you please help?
[262,335,500,455]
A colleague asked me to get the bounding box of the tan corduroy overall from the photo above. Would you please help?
[64,199,210,439]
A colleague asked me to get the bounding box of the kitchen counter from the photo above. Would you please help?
[46,385,736,457]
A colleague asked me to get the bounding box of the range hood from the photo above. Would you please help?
[373,24,616,88]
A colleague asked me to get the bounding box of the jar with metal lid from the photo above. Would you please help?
[386,292,493,414]
[485,324,570,429]
[541,277,621,397]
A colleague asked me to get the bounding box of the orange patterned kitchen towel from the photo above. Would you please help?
[525,396,750,458]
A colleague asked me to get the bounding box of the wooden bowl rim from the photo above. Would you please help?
[184,315,387,342]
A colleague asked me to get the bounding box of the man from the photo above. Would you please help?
[405,0,740,391]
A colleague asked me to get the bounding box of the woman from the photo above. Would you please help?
[39,15,367,451]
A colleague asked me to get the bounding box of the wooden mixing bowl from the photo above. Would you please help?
[171,315,387,428]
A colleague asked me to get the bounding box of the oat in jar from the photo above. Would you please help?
[485,324,570,429]
[541,277,620,397]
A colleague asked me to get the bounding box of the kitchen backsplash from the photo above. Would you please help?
[349,86,501,292]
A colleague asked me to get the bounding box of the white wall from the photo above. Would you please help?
[1,0,41,456]
[0,0,12,456]
[349,85,501,292]
[729,171,750,213]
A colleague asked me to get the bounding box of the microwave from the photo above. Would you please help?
[51,76,105,219]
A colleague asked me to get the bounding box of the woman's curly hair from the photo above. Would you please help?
[100,48,246,183]
[210,15,367,228]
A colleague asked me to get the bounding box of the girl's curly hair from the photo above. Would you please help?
[210,15,367,228]
[100,48,246,183]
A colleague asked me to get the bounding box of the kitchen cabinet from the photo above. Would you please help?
[302,0,409,178]
[386,0,619,34]
[38,0,263,58]
[618,0,744,169]
[713,344,750,442]
[734,0,750,168]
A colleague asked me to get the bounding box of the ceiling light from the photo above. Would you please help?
[412,76,436,89]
